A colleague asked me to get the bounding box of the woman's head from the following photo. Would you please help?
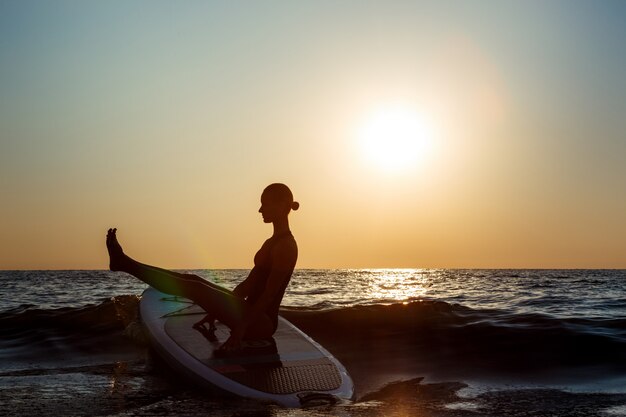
[259,183,299,223]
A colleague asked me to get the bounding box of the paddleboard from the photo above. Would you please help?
[139,287,354,407]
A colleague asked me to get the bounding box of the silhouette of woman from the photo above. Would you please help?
[106,183,298,352]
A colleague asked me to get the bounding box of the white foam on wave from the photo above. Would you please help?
[604,405,626,416]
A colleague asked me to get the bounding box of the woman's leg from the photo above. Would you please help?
[106,229,270,336]
[127,263,233,296]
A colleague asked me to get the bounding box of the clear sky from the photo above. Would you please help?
[1,1,625,269]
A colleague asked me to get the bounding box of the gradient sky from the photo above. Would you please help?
[1,1,625,269]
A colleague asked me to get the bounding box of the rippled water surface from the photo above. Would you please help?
[2,269,624,318]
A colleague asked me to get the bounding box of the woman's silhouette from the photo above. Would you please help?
[106,183,298,352]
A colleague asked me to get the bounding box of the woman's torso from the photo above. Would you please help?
[246,231,297,331]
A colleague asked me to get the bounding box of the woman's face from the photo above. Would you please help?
[258,193,288,223]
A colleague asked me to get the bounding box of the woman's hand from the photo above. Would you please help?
[192,314,216,331]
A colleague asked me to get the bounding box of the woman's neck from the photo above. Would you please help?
[272,218,290,236]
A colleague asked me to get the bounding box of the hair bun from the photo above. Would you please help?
[291,201,300,211]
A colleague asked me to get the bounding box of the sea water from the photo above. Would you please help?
[1,269,625,416]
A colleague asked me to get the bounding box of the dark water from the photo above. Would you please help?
[1,269,625,416]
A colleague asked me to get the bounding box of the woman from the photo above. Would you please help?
[106,183,298,352]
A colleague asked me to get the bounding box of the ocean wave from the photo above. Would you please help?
[280,300,626,378]
[0,295,142,365]
[2,295,625,380]
[0,295,139,336]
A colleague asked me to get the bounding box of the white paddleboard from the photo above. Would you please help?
[139,287,354,407]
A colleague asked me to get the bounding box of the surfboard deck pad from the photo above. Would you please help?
[164,305,343,394]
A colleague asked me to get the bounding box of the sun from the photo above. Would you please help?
[356,105,435,173]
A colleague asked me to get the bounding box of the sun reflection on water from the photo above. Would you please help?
[363,269,430,303]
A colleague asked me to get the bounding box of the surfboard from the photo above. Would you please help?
[139,287,354,407]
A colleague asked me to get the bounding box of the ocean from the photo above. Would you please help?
[1,269,625,416]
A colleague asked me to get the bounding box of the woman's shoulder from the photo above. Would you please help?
[271,235,298,262]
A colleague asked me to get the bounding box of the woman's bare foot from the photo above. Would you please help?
[106,228,128,271]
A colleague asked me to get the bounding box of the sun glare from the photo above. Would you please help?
[357,105,435,173]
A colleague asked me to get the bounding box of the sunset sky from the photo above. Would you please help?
[1,1,625,269]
